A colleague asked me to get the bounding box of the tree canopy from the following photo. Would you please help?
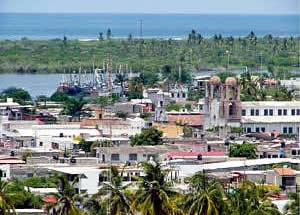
[229,143,257,159]
[1,87,31,105]
[130,127,163,146]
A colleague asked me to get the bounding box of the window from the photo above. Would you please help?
[255,127,260,133]
[297,109,300,115]
[278,109,282,116]
[182,93,186,98]
[283,109,287,116]
[255,109,259,116]
[171,93,174,98]
[272,155,278,158]
[247,127,252,133]
[283,127,288,134]
[242,109,246,116]
[261,127,265,132]
[250,109,255,116]
[39,142,43,146]
[292,109,296,115]
[292,150,297,155]
[289,127,293,134]
[269,109,273,116]
[264,109,268,116]
[111,154,120,161]
[129,154,137,161]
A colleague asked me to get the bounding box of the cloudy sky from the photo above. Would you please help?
[0,0,298,14]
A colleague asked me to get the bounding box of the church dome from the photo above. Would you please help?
[225,77,237,86]
[209,75,221,85]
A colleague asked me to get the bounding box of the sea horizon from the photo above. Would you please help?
[0,13,298,40]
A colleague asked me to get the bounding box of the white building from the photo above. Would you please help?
[48,167,104,195]
[0,165,10,180]
[241,101,300,134]
[15,124,101,150]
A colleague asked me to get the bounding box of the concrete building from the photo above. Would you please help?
[169,86,188,103]
[192,75,210,91]
[241,101,300,134]
[0,98,23,120]
[48,167,104,195]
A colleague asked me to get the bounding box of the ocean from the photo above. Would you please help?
[0,13,298,40]
[0,13,299,97]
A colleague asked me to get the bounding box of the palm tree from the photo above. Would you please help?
[132,162,182,215]
[284,192,300,215]
[227,181,280,215]
[44,175,82,215]
[96,166,133,215]
[63,97,87,121]
[183,171,226,215]
[83,197,106,215]
[0,180,17,215]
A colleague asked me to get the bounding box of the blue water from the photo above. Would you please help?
[0,13,298,40]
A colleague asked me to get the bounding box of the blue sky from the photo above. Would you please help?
[0,0,298,14]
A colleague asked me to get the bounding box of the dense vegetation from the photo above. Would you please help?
[0,31,299,74]
[130,127,163,146]
[3,162,296,215]
[229,143,257,159]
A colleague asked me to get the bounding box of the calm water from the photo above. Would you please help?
[0,13,298,40]
[0,74,61,97]
[0,70,270,97]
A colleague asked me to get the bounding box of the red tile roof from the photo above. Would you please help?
[43,195,57,203]
[275,168,296,176]
[168,114,204,126]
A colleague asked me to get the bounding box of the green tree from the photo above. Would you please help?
[227,181,280,215]
[1,87,31,105]
[229,143,257,159]
[183,172,226,215]
[50,91,69,102]
[96,166,133,215]
[6,179,42,209]
[130,127,163,146]
[63,97,87,121]
[44,175,82,215]
[79,138,93,153]
[132,162,182,215]
[83,197,106,215]
[0,180,17,215]
[284,192,300,215]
